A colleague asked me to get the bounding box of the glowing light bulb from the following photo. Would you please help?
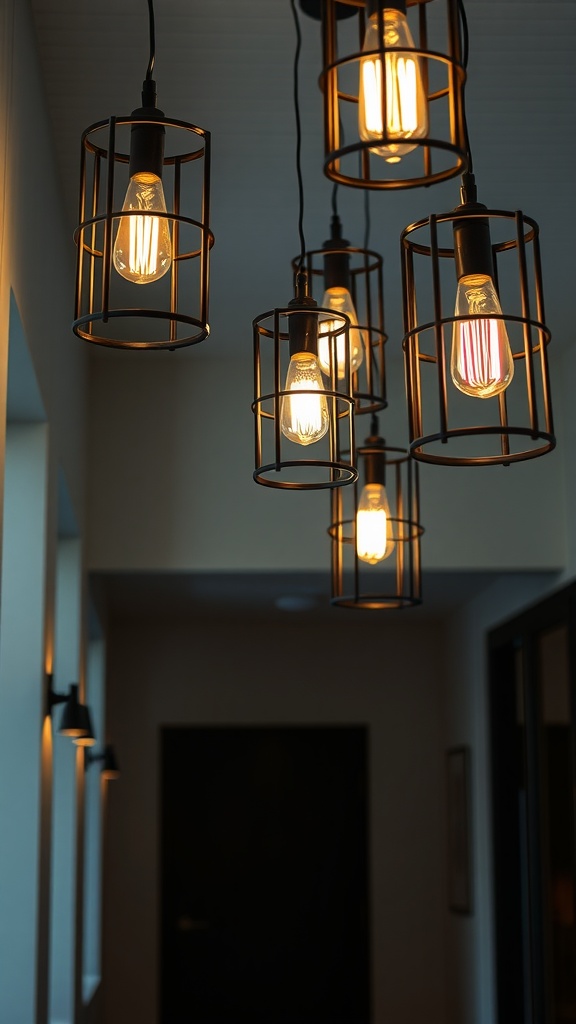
[356,482,395,564]
[318,287,365,378]
[113,172,172,284]
[280,352,329,446]
[358,7,428,163]
[451,274,514,399]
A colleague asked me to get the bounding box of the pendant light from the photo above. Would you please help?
[330,417,423,608]
[401,2,554,465]
[307,0,467,190]
[73,0,213,349]
[252,0,357,490]
[293,187,387,415]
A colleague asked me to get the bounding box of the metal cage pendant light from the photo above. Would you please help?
[253,271,357,489]
[330,417,423,608]
[400,1,554,466]
[252,0,357,491]
[310,0,467,190]
[73,0,213,350]
[292,209,387,415]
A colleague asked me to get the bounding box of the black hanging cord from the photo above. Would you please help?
[457,0,474,179]
[145,0,156,81]
[290,0,306,270]
[331,182,339,217]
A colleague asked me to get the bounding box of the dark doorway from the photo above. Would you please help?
[160,726,371,1024]
[489,584,576,1024]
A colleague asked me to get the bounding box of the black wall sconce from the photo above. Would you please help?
[86,744,120,781]
[46,676,94,744]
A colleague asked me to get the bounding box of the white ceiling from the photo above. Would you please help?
[30,0,576,363]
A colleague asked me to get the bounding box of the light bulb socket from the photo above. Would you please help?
[288,272,319,358]
[363,434,386,486]
[323,215,352,292]
[453,213,494,282]
[128,103,166,180]
[366,0,407,18]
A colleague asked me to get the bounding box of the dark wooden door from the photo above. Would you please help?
[160,726,371,1024]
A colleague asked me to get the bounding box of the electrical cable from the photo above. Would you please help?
[146,0,156,81]
[290,0,307,270]
[457,0,473,177]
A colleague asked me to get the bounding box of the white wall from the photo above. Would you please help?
[102,611,447,1024]
[86,351,566,574]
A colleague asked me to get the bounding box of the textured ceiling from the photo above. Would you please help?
[30,0,576,362]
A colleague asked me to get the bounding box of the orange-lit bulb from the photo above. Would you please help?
[113,172,172,284]
[451,274,514,399]
[280,352,329,446]
[318,287,365,378]
[358,7,428,163]
[356,482,395,564]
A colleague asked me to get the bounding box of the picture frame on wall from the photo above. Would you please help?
[447,745,473,914]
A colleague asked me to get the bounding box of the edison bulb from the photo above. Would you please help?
[356,483,395,564]
[318,287,365,378]
[451,274,514,399]
[113,172,172,284]
[358,7,428,163]
[280,352,329,446]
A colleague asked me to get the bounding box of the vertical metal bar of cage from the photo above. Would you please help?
[200,131,212,333]
[274,310,282,471]
[532,231,554,438]
[253,324,263,473]
[430,215,449,440]
[170,157,181,345]
[331,487,341,601]
[447,0,462,149]
[101,117,116,323]
[376,253,386,405]
[492,247,511,458]
[358,3,371,185]
[395,460,404,599]
[402,238,421,443]
[88,152,101,337]
[376,4,389,151]
[323,0,340,171]
[412,462,421,602]
[418,3,432,181]
[516,211,539,438]
[352,480,361,603]
[75,137,88,323]
[329,320,340,482]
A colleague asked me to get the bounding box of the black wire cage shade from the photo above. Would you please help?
[317,0,467,190]
[253,272,357,489]
[73,0,213,350]
[73,110,213,350]
[401,185,555,466]
[330,427,423,608]
[292,214,387,414]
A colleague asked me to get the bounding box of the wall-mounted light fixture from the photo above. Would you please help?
[330,418,423,608]
[304,0,467,190]
[46,676,93,743]
[73,0,213,349]
[86,744,120,781]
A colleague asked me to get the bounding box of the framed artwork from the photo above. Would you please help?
[447,746,473,914]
